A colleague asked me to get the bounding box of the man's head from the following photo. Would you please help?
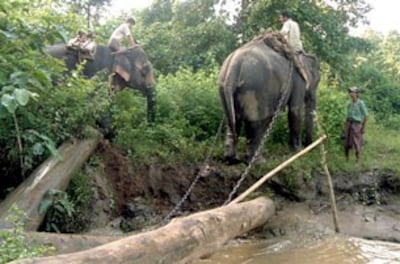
[279,11,290,24]
[348,86,360,98]
[127,17,136,26]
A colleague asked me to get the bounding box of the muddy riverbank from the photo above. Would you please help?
[56,140,400,247]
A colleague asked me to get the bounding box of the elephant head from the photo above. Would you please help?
[111,46,156,122]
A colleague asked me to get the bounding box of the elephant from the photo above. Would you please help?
[46,43,156,123]
[219,38,320,164]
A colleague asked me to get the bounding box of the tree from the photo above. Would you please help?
[59,0,111,30]
[233,0,371,79]
[138,0,237,74]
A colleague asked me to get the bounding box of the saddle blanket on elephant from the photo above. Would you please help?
[67,39,97,61]
[253,30,315,87]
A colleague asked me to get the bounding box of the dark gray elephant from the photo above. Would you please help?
[219,40,320,164]
[46,43,156,122]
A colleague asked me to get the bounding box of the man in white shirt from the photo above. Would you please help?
[279,11,310,89]
[108,17,137,52]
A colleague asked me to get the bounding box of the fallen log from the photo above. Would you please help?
[25,232,121,255]
[11,197,275,264]
[0,134,101,231]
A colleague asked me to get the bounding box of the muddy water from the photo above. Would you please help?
[197,237,400,264]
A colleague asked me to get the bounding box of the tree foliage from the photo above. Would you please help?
[2,0,400,192]
[0,0,109,187]
[138,0,237,74]
[234,0,371,77]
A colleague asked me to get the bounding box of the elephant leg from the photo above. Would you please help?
[146,87,156,123]
[288,106,302,151]
[224,123,241,164]
[244,119,268,164]
[305,91,316,145]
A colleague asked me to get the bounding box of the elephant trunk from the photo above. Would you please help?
[146,87,156,123]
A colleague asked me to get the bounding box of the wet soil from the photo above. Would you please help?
[82,140,400,243]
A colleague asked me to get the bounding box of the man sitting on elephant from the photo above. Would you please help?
[67,31,97,60]
[279,11,310,89]
[108,17,137,52]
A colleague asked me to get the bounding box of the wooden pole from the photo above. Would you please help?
[313,112,340,233]
[230,135,327,204]
[10,197,274,264]
[319,139,340,233]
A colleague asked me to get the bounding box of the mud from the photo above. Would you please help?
[79,140,400,243]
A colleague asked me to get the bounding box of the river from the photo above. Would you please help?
[196,236,400,264]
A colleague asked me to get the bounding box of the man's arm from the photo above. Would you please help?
[280,21,290,38]
[361,116,367,134]
[128,35,136,47]
[360,100,368,134]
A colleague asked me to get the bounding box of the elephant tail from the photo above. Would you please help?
[219,52,241,139]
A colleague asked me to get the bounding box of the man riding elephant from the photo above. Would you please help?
[219,28,320,164]
[108,17,137,52]
[47,39,156,125]
[279,11,311,90]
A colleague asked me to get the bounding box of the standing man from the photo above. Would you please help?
[344,86,368,164]
[108,17,137,52]
[279,11,310,89]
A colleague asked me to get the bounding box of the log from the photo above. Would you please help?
[0,134,101,231]
[25,232,121,255]
[11,197,275,264]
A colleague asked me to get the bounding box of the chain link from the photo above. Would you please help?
[161,60,294,222]
[224,61,294,205]
[161,117,225,223]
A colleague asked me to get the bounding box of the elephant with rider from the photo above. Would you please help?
[219,35,320,164]
[46,43,156,123]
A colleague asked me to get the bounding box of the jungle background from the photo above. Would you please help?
[1,0,400,262]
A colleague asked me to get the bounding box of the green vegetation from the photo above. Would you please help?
[1,0,400,260]
[39,171,94,233]
[0,207,54,264]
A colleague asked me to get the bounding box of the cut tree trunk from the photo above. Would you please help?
[25,232,121,255]
[11,197,275,264]
[0,134,101,231]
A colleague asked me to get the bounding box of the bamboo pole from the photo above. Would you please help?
[313,112,340,233]
[230,135,327,204]
[319,136,340,233]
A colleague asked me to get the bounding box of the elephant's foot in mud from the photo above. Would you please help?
[245,139,267,165]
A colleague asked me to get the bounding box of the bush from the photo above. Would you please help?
[112,66,224,163]
[0,206,54,263]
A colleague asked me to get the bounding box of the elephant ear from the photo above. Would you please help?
[113,54,131,82]
[140,62,151,75]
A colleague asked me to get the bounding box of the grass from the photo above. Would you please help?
[223,114,400,189]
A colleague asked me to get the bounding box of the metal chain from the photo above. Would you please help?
[161,117,225,223]
[224,61,294,205]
